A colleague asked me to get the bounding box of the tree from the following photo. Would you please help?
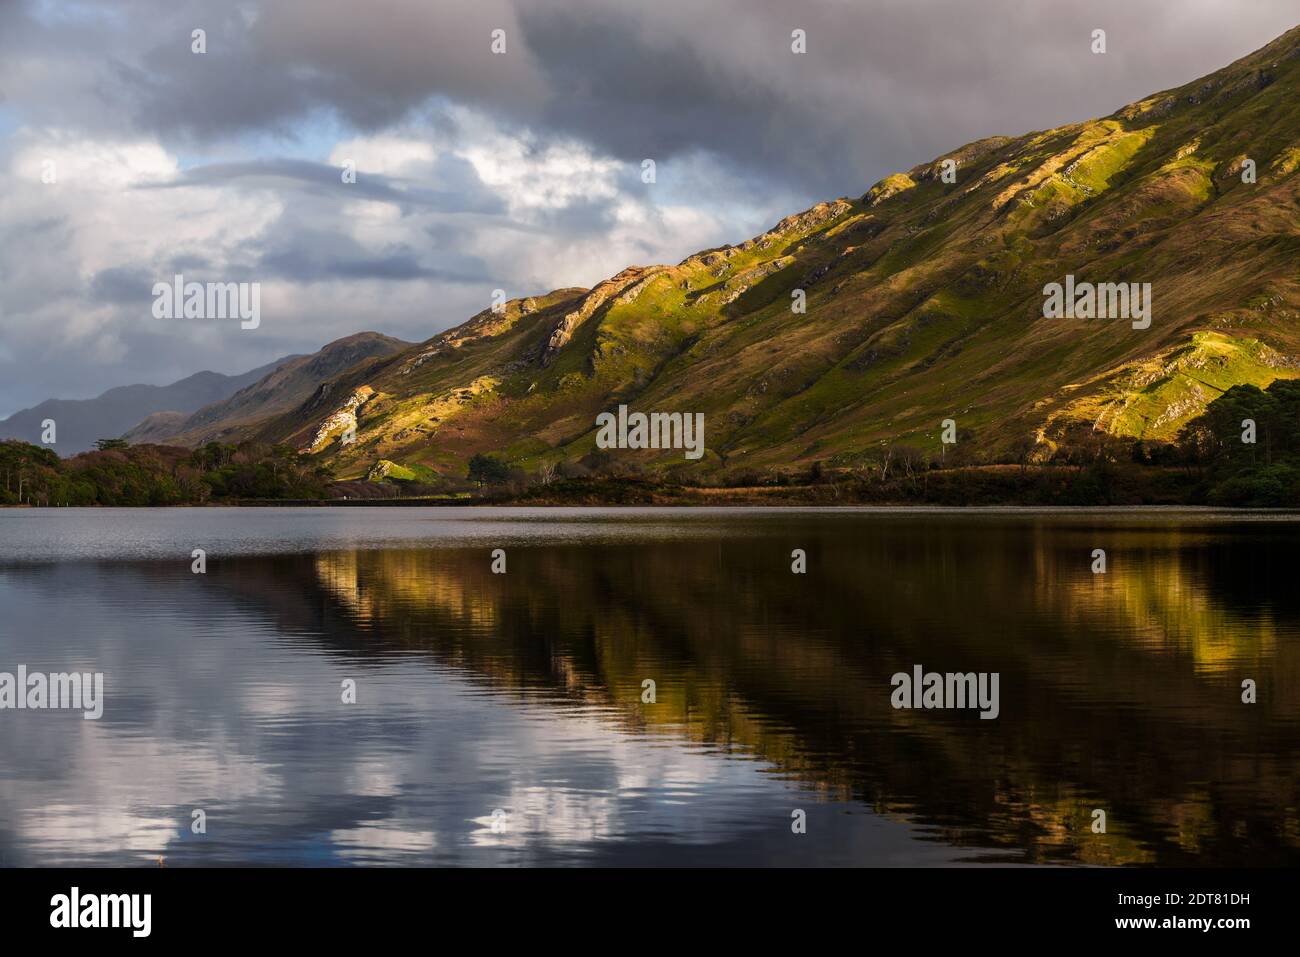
[895,445,926,485]
[95,438,129,451]
[467,453,511,488]
[1008,435,1038,473]
[1176,379,1300,506]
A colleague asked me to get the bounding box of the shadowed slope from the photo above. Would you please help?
[253,25,1300,481]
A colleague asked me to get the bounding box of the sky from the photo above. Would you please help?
[0,0,1297,418]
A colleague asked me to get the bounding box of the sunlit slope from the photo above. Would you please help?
[262,25,1300,479]
[251,528,1297,866]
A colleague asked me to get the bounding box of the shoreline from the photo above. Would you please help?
[4,499,1298,513]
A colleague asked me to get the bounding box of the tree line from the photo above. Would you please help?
[0,440,333,506]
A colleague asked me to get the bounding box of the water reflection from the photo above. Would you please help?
[0,509,1297,866]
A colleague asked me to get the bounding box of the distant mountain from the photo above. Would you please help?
[0,357,296,455]
[122,332,411,448]
[243,23,1300,481]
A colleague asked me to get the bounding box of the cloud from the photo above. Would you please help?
[0,113,768,417]
[6,0,1299,195]
[154,155,505,215]
[1,0,1298,416]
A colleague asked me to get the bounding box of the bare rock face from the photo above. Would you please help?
[365,459,406,481]
[235,23,1300,479]
[766,199,854,234]
[536,267,662,366]
[300,386,373,453]
[863,176,916,207]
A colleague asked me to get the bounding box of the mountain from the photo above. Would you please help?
[0,357,295,455]
[122,332,412,448]
[259,25,1300,481]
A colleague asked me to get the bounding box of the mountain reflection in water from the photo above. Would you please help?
[0,508,1296,866]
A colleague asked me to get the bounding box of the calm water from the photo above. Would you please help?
[0,507,1296,867]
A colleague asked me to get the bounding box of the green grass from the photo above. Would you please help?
[248,25,1300,481]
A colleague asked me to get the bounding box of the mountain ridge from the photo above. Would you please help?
[0,356,297,455]
[121,332,412,448]
[142,24,1300,483]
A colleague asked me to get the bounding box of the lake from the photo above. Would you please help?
[0,506,1296,866]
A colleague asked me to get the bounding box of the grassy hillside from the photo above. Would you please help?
[124,332,411,448]
[256,25,1300,484]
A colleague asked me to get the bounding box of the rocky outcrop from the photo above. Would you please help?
[535,267,663,366]
[863,175,916,207]
[365,459,414,481]
[300,386,373,453]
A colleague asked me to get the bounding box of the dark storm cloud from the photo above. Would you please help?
[6,0,1296,197]
[511,0,1300,195]
[258,245,488,284]
[88,266,156,306]
[165,253,221,274]
[4,0,1300,418]
[528,197,620,239]
[150,157,505,214]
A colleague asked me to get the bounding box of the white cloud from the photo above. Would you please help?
[328,135,437,177]
[0,103,797,414]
